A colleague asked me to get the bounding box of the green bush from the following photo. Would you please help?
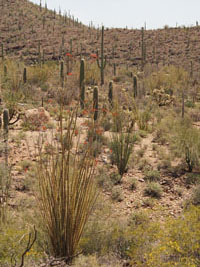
[171,118,200,172]
[110,172,122,185]
[128,177,137,190]
[185,173,200,186]
[110,132,136,176]
[144,182,163,198]
[191,185,200,205]
[144,170,160,182]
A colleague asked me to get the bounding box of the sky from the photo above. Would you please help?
[30,0,200,30]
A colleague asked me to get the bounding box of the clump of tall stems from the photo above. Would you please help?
[36,104,97,264]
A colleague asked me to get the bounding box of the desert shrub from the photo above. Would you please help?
[128,177,137,190]
[111,186,124,202]
[80,203,131,259]
[185,100,195,108]
[174,186,183,197]
[185,173,200,186]
[191,185,200,205]
[73,254,123,267]
[171,118,200,172]
[85,61,100,85]
[144,182,163,198]
[137,158,152,171]
[143,197,156,208]
[157,159,171,171]
[136,146,146,158]
[110,132,136,176]
[19,160,33,172]
[142,206,200,266]
[1,60,23,91]
[144,170,160,182]
[101,117,112,132]
[27,64,50,86]
[137,109,151,131]
[110,172,122,185]
[128,210,150,227]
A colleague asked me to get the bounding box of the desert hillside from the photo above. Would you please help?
[0,1,200,267]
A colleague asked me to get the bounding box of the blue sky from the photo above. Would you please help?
[30,0,200,29]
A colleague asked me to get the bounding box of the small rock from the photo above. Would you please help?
[139,178,145,182]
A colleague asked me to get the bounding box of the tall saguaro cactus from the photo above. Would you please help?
[60,61,64,87]
[108,81,113,108]
[133,76,138,98]
[141,27,146,71]
[97,26,107,86]
[23,67,27,84]
[80,59,85,109]
[93,86,98,121]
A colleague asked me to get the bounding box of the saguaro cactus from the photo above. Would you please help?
[23,67,27,84]
[70,39,73,54]
[108,81,113,108]
[80,59,85,109]
[141,27,146,70]
[3,109,9,134]
[97,26,107,85]
[133,76,138,98]
[38,41,41,64]
[60,61,64,86]
[93,86,98,121]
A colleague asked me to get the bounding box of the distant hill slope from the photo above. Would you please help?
[1,0,200,73]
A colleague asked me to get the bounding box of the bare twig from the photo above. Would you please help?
[18,225,37,267]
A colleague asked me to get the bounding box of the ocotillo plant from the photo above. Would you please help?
[108,81,113,108]
[80,59,85,109]
[97,26,107,85]
[93,86,98,121]
[133,76,138,98]
[23,67,27,84]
